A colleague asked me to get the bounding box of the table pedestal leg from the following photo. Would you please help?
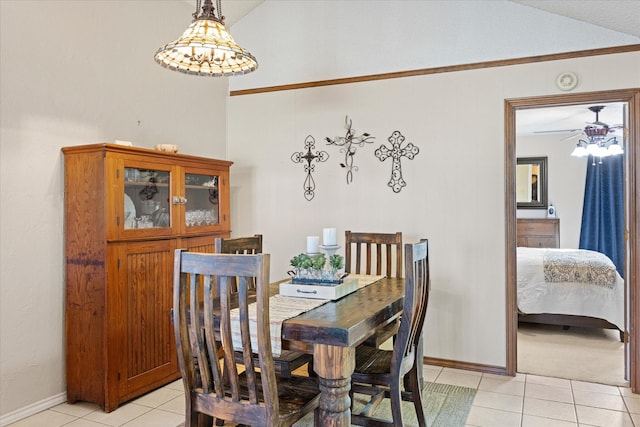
[313,344,355,427]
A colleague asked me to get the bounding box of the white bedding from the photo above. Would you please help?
[517,247,624,330]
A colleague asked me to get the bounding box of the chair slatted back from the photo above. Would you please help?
[344,231,403,278]
[213,234,312,379]
[173,250,277,426]
[394,239,430,367]
[214,235,263,293]
[214,234,263,255]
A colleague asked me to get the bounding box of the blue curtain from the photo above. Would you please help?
[579,155,625,277]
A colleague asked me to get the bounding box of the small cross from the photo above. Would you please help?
[325,116,375,184]
[291,135,329,201]
[375,131,419,193]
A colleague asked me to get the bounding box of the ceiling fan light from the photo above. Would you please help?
[585,143,600,155]
[595,145,611,157]
[571,145,588,157]
[608,143,624,155]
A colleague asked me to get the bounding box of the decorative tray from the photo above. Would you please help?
[279,278,358,300]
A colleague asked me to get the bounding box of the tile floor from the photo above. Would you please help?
[7,365,640,427]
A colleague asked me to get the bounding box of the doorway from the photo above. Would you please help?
[504,89,640,391]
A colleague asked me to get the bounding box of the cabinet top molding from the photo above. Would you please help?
[62,143,234,167]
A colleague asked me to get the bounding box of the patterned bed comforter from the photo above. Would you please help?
[543,249,617,288]
[517,247,624,330]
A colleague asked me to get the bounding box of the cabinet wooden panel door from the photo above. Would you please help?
[183,234,227,253]
[110,240,179,404]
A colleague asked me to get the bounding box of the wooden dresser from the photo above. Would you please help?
[516,218,560,248]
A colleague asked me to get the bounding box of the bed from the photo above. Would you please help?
[517,246,625,340]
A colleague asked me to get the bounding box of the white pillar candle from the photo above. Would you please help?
[307,236,320,253]
[323,228,337,246]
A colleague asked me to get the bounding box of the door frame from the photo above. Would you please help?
[504,88,640,390]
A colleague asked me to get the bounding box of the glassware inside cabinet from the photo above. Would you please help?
[184,173,219,227]
[123,167,171,230]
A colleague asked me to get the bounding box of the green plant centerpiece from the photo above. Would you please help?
[290,253,312,270]
[329,254,344,271]
[311,253,326,271]
[289,252,345,285]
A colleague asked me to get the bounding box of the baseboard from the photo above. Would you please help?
[0,392,67,426]
[423,356,510,377]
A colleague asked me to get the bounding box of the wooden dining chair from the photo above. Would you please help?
[214,235,262,293]
[173,250,320,427]
[214,234,263,255]
[345,231,403,279]
[345,230,403,347]
[349,239,430,427]
[214,235,314,378]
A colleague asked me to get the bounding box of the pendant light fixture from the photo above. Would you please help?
[154,0,258,77]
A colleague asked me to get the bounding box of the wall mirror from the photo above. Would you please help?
[516,156,547,209]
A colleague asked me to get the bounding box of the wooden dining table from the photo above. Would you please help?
[274,276,412,427]
[199,275,417,426]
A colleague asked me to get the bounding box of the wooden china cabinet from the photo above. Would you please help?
[63,143,232,411]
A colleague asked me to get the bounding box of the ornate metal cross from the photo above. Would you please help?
[375,130,419,193]
[291,135,329,201]
[325,116,375,184]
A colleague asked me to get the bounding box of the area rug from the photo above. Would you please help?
[308,382,476,427]
[518,322,627,386]
[177,381,476,427]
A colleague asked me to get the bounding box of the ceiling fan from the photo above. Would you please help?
[563,105,624,164]
[534,105,624,142]
[567,105,624,142]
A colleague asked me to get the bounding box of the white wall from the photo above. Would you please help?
[228,53,640,372]
[0,0,230,420]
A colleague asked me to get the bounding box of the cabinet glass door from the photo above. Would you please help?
[184,173,219,228]
[123,167,171,230]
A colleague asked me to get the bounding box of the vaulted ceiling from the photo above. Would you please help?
[214,0,637,135]
[510,0,640,38]
[219,0,639,38]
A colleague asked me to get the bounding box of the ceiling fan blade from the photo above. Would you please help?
[533,128,583,134]
[585,121,609,127]
[607,126,628,136]
[560,132,582,142]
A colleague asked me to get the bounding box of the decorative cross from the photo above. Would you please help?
[375,130,419,193]
[291,135,329,201]
[325,116,375,184]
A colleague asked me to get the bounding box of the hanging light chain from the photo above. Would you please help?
[216,0,225,23]
[193,0,201,20]
[192,0,223,22]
